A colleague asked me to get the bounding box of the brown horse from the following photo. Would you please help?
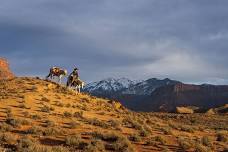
[46,67,67,83]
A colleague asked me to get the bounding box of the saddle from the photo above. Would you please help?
[53,67,60,74]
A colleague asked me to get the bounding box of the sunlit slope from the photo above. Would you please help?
[0,77,227,152]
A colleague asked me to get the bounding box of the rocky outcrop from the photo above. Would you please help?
[0,58,14,80]
[176,107,194,114]
[206,104,228,114]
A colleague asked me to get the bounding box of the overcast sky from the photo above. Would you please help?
[1,0,228,84]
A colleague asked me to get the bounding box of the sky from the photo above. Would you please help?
[0,0,228,84]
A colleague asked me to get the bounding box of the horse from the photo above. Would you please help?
[46,67,67,84]
[73,79,85,93]
[67,78,85,93]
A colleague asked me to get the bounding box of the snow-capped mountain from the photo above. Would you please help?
[83,78,139,95]
[83,77,180,96]
[122,78,180,95]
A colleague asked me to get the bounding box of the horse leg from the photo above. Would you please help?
[78,86,81,93]
[59,75,62,84]
[66,80,69,87]
[74,86,78,94]
[46,73,51,80]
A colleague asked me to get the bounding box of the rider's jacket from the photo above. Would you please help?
[70,70,79,80]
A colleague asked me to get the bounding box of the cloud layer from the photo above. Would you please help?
[1,0,228,84]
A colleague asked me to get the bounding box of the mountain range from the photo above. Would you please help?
[83,78,228,112]
[84,77,180,96]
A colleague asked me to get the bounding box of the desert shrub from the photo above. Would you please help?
[18,95,25,99]
[81,97,90,103]
[30,114,41,120]
[97,112,105,115]
[87,118,109,129]
[178,137,192,150]
[84,140,105,152]
[122,118,143,130]
[63,111,72,117]
[26,126,43,135]
[145,137,157,146]
[108,119,121,129]
[43,127,62,136]
[72,105,77,108]
[162,127,173,135]
[122,118,132,127]
[81,104,89,111]
[5,108,12,114]
[22,120,31,126]
[6,112,13,118]
[217,132,228,142]
[18,103,27,109]
[45,120,55,127]
[91,131,105,140]
[139,128,150,137]
[28,85,38,91]
[92,131,120,142]
[92,131,135,151]
[65,103,71,108]
[195,144,211,152]
[0,122,13,132]
[143,125,152,133]
[51,146,69,152]
[128,134,141,142]
[168,122,179,130]
[22,111,30,117]
[201,136,212,146]
[68,121,79,129]
[145,118,153,125]
[25,144,67,152]
[108,136,135,152]
[65,134,82,147]
[41,97,50,102]
[73,111,84,119]
[101,132,120,142]
[0,133,17,145]
[155,136,166,145]
[26,145,47,152]
[55,101,64,107]
[50,106,55,111]
[161,147,171,152]
[131,121,143,130]
[17,136,34,150]
[6,117,22,128]
[180,125,194,133]
[40,105,51,113]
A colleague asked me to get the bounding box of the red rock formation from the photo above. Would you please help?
[0,58,14,80]
[148,83,228,112]
[174,83,200,93]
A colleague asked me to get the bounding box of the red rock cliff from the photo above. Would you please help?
[0,58,14,80]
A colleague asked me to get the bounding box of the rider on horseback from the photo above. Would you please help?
[67,68,79,87]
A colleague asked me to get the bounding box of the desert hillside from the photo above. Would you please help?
[0,77,227,152]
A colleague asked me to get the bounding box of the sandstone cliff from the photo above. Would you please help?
[0,57,14,80]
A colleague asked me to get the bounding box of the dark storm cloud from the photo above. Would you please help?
[0,0,228,84]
